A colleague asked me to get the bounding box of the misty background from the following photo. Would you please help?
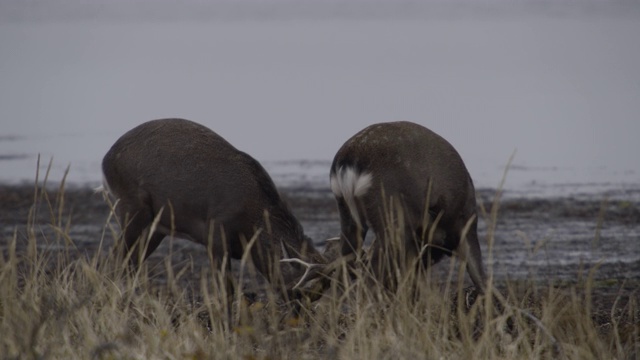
[1,0,639,198]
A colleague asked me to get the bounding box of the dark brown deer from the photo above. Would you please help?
[329,121,486,293]
[101,118,325,294]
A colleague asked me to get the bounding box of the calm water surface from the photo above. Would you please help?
[1,0,639,198]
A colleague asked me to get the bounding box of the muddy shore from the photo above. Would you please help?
[1,183,638,322]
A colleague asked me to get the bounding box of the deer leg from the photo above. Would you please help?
[453,218,486,294]
[461,231,486,294]
[337,197,367,257]
[201,225,238,300]
[369,215,421,292]
[118,204,165,268]
[250,237,285,294]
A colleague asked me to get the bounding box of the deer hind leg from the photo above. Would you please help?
[366,204,421,293]
[118,201,166,267]
[336,197,368,258]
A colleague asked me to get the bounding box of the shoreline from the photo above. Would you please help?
[1,182,638,285]
[1,182,638,332]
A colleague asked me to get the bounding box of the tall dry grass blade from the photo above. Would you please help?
[420,178,434,242]
[28,155,42,239]
[486,150,516,282]
[236,229,261,312]
[39,157,54,217]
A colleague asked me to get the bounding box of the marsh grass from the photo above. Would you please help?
[0,164,638,359]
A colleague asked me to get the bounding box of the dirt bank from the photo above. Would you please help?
[1,184,638,326]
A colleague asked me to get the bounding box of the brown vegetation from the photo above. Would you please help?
[0,178,638,359]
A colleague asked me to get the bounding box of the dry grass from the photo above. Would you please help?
[0,168,638,359]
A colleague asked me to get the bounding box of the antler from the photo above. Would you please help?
[280,258,324,290]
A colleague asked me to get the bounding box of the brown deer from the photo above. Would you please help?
[329,121,486,293]
[101,118,325,295]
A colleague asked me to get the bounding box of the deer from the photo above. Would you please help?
[328,121,486,294]
[101,118,325,298]
[306,122,561,351]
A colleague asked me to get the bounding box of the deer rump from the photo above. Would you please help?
[329,121,485,292]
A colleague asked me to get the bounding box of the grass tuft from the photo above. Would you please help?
[0,169,637,359]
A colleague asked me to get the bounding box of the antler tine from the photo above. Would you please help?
[280,258,323,290]
[281,250,359,291]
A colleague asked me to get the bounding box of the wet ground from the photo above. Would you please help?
[1,183,638,309]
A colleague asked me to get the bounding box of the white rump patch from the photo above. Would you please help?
[95,174,112,195]
[330,166,372,227]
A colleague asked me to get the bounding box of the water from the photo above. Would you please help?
[1,0,639,199]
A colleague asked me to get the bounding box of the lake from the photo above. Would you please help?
[1,0,639,200]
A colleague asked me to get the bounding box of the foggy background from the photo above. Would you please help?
[1,0,639,198]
